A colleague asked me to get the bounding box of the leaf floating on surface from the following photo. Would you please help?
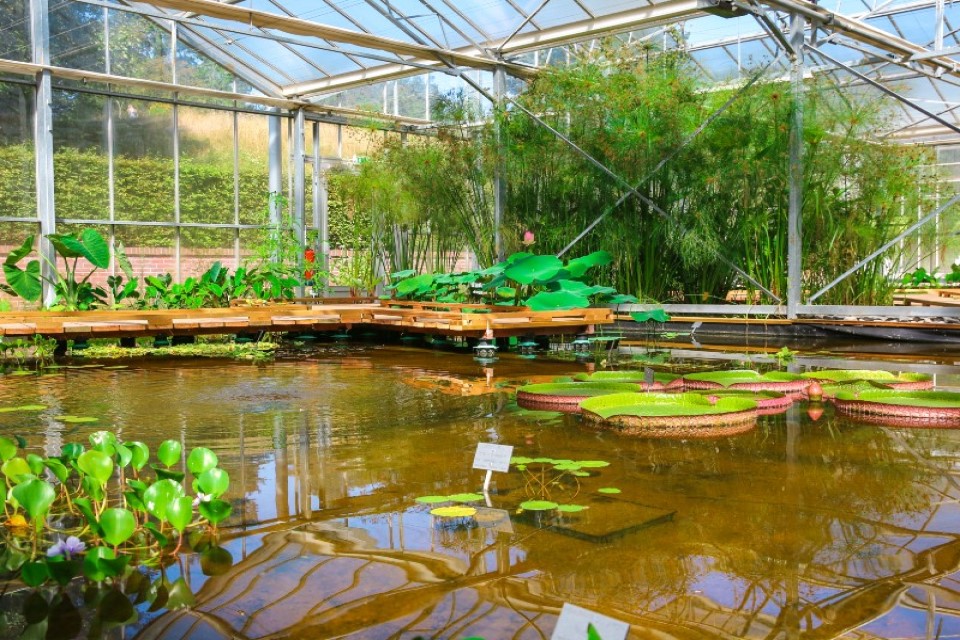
[0,404,46,413]
[598,487,621,494]
[519,500,559,511]
[447,493,485,503]
[430,506,477,518]
[414,495,449,504]
[55,415,99,424]
[557,504,589,513]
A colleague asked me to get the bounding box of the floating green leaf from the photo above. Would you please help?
[430,506,477,518]
[557,504,589,513]
[578,461,610,468]
[519,500,559,511]
[598,487,621,494]
[99,508,136,546]
[415,495,449,504]
[447,493,484,503]
[55,416,99,424]
[82,546,128,582]
[0,405,46,414]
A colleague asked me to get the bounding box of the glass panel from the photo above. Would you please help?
[115,225,175,278]
[114,100,175,223]
[237,112,270,225]
[0,0,31,62]
[0,221,37,248]
[179,106,236,224]
[0,81,36,220]
[52,90,109,221]
[175,39,235,91]
[317,122,341,159]
[109,9,172,83]
[239,228,268,265]
[50,2,105,73]
[181,227,237,278]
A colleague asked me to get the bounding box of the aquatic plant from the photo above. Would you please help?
[801,369,933,390]
[580,392,759,437]
[516,381,639,412]
[0,430,232,588]
[682,369,807,393]
[833,389,960,426]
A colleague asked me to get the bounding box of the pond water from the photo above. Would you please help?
[2,343,960,639]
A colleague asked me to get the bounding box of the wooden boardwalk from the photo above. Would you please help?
[0,302,612,340]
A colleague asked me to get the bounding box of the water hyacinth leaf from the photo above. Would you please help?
[598,487,621,494]
[127,479,147,493]
[447,493,484,503]
[152,466,185,482]
[166,578,196,610]
[0,405,46,414]
[98,588,136,626]
[127,442,149,471]
[430,506,477,518]
[2,457,33,483]
[166,496,194,533]
[73,497,100,534]
[157,440,182,468]
[21,561,50,588]
[61,443,83,461]
[200,545,234,577]
[143,479,184,522]
[12,479,56,522]
[143,522,168,548]
[45,556,81,587]
[43,458,69,483]
[504,254,563,285]
[89,431,117,453]
[525,290,590,311]
[187,447,218,475]
[25,454,44,476]
[415,495,449,504]
[82,475,104,502]
[56,416,99,424]
[83,546,127,582]
[557,504,589,513]
[114,443,132,469]
[100,508,136,546]
[123,491,146,513]
[77,450,114,486]
[197,468,229,497]
[519,500,559,511]
[0,436,17,461]
[199,498,232,525]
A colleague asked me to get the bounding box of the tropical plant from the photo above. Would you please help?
[900,266,940,287]
[1,230,138,310]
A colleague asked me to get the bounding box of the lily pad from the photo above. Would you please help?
[415,495,449,504]
[430,506,477,518]
[0,405,46,413]
[598,487,621,494]
[55,416,99,424]
[557,504,589,513]
[577,461,610,468]
[519,500,559,511]
[447,493,484,503]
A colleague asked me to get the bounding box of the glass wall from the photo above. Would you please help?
[0,79,36,235]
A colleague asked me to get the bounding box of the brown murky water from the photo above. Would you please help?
[2,343,960,639]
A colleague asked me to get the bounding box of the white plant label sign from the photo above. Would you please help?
[551,603,629,640]
[472,442,513,473]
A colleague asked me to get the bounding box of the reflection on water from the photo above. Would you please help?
[1,345,960,638]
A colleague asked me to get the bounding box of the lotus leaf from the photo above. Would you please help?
[430,506,477,518]
[564,250,612,278]
[510,456,535,465]
[187,447,218,475]
[607,294,639,304]
[99,508,136,546]
[12,478,55,521]
[504,255,563,285]
[525,290,590,311]
[579,392,757,419]
[598,488,621,494]
[415,495,449,504]
[834,389,960,408]
[631,309,671,323]
[577,461,610,468]
[519,500,559,511]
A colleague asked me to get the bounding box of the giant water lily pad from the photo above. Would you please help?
[573,370,682,390]
[580,392,759,438]
[430,506,477,518]
[517,382,639,413]
[682,369,806,393]
[802,369,933,390]
[690,389,794,413]
[833,389,960,426]
[519,500,559,511]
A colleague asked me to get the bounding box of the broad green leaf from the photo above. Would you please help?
[598,487,621,494]
[25,454,44,476]
[61,443,83,461]
[21,561,50,588]
[143,479,184,522]
[557,504,589,513]
[187,447,218,475]
[89,431,117,453]
[199,498,232,525]
[447,493,484,503]
[115,443,132,469]
[0,405,46,414]
[73,497,101,534]
[127,442,149,471]
[55,416,99,424]
[504,254,563,285]
[82,546,128,582]
[77,450,114,486]
[525,290,590,311]
[2,457,32,483]
[519,500,559,511]
[414,495,449,504]
[565,250,613,278]
[4,235,34,267]
[46,556,81,586]
[115,242,136,281]
[157,440,182,468]
[99,508,136,546]
[430,505,476,517]
[48,229,110,268]
[0,437,17,462]
[197,468,229,497]
[166,496,193,533]
[12,478,55,522]
[43,458,69,483]
[143,522,168,548]
[3,258,41,301]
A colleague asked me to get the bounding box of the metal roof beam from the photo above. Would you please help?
[286,0,711,96]
[135,0,530,76]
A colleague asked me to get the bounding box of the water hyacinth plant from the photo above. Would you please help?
[0,430,233,589]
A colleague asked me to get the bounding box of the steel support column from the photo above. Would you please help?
[293,108,306,296]
[313,122,330,288]
[31,0,56,306]
[268,110,283,226]
[493,66,507,263]
[787,14,806,319]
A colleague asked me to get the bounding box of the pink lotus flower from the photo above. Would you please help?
[521,230,535,246]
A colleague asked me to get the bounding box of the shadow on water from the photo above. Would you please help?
[1,342,960,638]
